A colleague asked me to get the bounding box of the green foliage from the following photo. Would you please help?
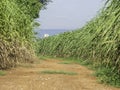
[15,0,42,18]
[95,67,120,87]
[38,0,120,86]
[39,0,52,9]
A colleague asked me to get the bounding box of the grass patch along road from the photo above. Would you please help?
[0,70,6,76]
[41,70,77,75]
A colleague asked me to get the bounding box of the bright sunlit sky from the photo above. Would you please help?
[36,0,105,30]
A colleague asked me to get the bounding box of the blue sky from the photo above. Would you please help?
[36,0,105,30]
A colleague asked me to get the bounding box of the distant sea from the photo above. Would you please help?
[34,28,73,38]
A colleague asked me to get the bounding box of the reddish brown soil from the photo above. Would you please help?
[0,59,120,90]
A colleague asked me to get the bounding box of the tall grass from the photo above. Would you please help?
[38,0,120,86]
[0,0,42,69]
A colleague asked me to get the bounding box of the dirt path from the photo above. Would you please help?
[0,59,119,90]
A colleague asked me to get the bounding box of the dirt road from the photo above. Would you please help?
[0,59,119,90]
